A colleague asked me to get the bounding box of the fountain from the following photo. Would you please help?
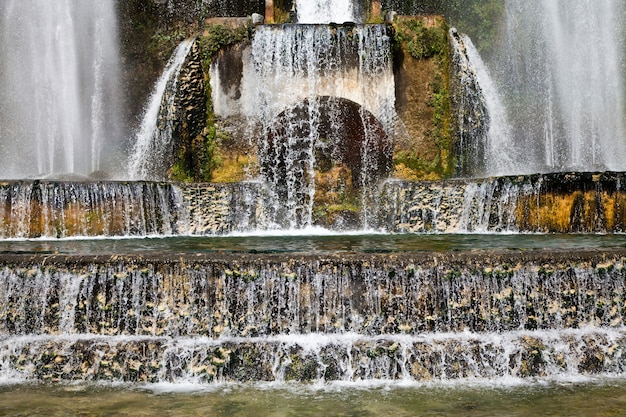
[1,0,626,412]
[0,0,123,179]
[128,39,196,180]
[491,0,626,174]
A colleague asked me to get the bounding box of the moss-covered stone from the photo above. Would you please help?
[173,21,255,182]
[391,16,454,180]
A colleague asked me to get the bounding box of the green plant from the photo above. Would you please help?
[199,24,252,64]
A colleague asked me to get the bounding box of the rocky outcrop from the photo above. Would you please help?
[390,15,455,180]
[379,171,626,233]
[448,28,489,176]
[172,40,208,180]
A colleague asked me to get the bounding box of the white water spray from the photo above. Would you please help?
[295,0,356,24]
[495,0,626,173]
[128,40,194,180]
[461,35,516,177]
[248,24,395,228]
[0,0,122,179]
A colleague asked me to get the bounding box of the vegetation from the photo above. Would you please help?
[383,0,505,57]
[194,24,254,182]
[124,1,485,183]
[393,17,447,60]
[392,17,454,179]
[198,24,252,62]
[168,23,253,183]
[445,0,504,58]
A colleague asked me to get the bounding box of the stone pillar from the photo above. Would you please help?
[371,0,382,20]
[265,0,275,24]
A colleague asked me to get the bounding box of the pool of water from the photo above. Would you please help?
[2,380,626,416]
[0,233,625,255]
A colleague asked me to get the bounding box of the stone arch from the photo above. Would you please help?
[258,95,393,227]
[260,96,392,189]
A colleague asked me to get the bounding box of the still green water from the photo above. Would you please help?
[0,233,625,255]
[2,382,626,416]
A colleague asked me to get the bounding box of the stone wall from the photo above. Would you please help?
[1,249,626,382]
[378,172,626,233]
[1,172,626,237]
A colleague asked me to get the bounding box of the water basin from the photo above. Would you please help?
[0,233,625,255]
[1,381,626,416]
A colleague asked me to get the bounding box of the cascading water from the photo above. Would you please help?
[128,39,195,180]
[295,0,357,24]
[0,0,122,179]
[249,24,395,229]
[2,251,626,383]
[491,0,626,174]
[449,30,516,178]
[2,0,626,402]
[0,181,188,239]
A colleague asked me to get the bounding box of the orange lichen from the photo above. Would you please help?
[516,190,626,233]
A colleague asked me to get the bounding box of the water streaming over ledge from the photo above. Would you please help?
[0,172,625,238]
[249,24,396,229]
[1,0,626,395]
[1,251,626,383]
[128,39,195,180]
[449,30,516,178]
[295,0,357,24]
[0,0,122,179]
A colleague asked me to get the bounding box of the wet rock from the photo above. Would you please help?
[449,28,490,176]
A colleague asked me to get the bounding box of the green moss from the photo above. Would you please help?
[199,24,252,63]
[171,24,252,182]
[430,69,455,176]
[394,151,441,176]
[393,18,447,60]
[391,18,455,179]
[170,124,221,183]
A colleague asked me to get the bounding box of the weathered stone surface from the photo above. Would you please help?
[261,96,392,226]
[2,173,626,237]
[391,15,454,180]
[4,330,625,383]
[2,249,626,383]
[379,172,626,233]
[2,248,626,337]
[172,39,208,180]
[448,28,489,176]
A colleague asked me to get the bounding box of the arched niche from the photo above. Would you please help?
[258,96,392,227]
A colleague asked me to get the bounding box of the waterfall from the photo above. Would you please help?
[494,0,626,174]
[465,39,515,177]
[0,181,188,238]
[128,39,195,180]
[0,0,122,179]
[295,0,357,24]
[249,24,395,229]
[2,251,626,383]
[378,172,626,234]
[249,25,395,131]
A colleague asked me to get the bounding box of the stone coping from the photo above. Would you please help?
[1,247,624,268]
